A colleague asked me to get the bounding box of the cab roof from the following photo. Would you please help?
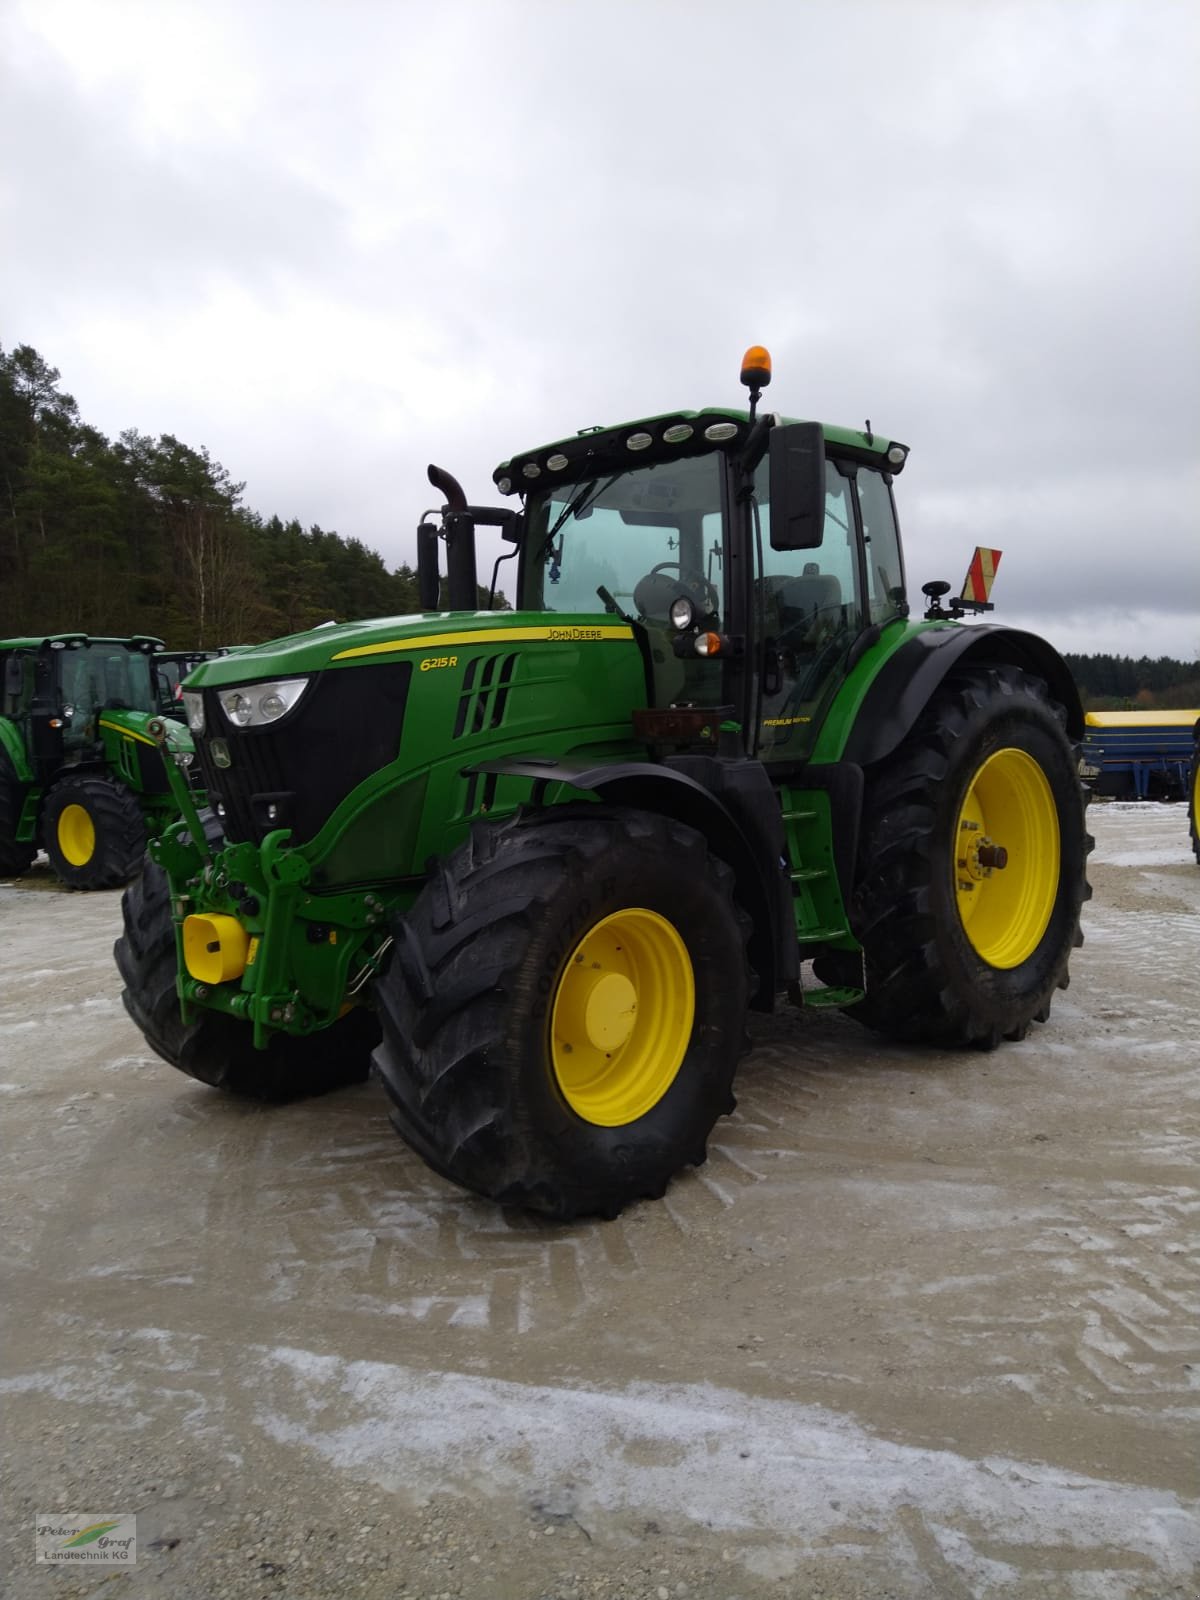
[0,634,165,652]
[493,408,906,494]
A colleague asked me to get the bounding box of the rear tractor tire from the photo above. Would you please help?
[373,805,751,1220]
[0,747,36,879]
[1189,729,1199,866]
[831,664,1092,1049]
[115,844,378,1100]
[43,773,146,890]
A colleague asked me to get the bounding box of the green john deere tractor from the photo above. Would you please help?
[0,634,197,889]
[115,349,1092,1218]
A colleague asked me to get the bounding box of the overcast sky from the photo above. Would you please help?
[2,0,1198,660]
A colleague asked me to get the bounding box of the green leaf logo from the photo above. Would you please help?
[62,1521,121,1548]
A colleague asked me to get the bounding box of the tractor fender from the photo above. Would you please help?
[840,624,1084,769]
[0,716,34,782]
[470,756,791,1008]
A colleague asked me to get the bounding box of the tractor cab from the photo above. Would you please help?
[2,635,163,777]
[486,350,911,767]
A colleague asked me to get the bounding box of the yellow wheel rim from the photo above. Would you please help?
[57,803,96,867]
[954,748,1059,969]
[550,907,695,1126]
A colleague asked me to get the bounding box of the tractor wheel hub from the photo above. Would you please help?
[961,833,1009,880]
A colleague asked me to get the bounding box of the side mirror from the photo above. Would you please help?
[3,656,23,699]
[768,422,825,550]
[465,505,521,542]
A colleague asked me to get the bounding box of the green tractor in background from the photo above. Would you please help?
[152,648,240,717]
[153,651,214,717]
[115,349,1092,1219]
[0,634,197,889]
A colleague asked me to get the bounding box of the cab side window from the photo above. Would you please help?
[756,459,863,651]
[857,468,905,624]
[0,652,18,719]
[753,458,866,758]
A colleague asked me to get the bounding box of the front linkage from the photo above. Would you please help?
[147,719,394,1049]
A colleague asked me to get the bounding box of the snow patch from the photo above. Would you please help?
[251,1346,1200,1585]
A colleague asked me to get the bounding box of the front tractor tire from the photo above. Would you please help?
[43,773,146,890]
[0,747,36,879]
[373,806,751,1221]
[115,850,378,1100]
[840,665,1092,1049]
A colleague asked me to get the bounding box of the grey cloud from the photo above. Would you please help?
[0,72,347,315]
[1,0,1196,659]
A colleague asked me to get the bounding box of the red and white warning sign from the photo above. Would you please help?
[961,547,1002,603]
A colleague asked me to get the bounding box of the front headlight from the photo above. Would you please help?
[182,691,205,733]
[217,678,309,729]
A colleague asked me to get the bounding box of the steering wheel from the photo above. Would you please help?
[646,562,721,619]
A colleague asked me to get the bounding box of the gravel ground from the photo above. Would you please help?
[1,800,1198,1600]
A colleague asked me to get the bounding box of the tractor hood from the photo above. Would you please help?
[181,611,636,688]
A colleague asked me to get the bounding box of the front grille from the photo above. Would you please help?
[195,662,412,844]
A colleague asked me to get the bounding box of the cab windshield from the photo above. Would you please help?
[59,645,157,715]
[520,453,726,626]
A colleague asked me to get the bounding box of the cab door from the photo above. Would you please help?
[749,451,907,763]
[752,457,865,763]
[29,651,66,774]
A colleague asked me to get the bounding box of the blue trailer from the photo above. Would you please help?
[1080,710,1200,800]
